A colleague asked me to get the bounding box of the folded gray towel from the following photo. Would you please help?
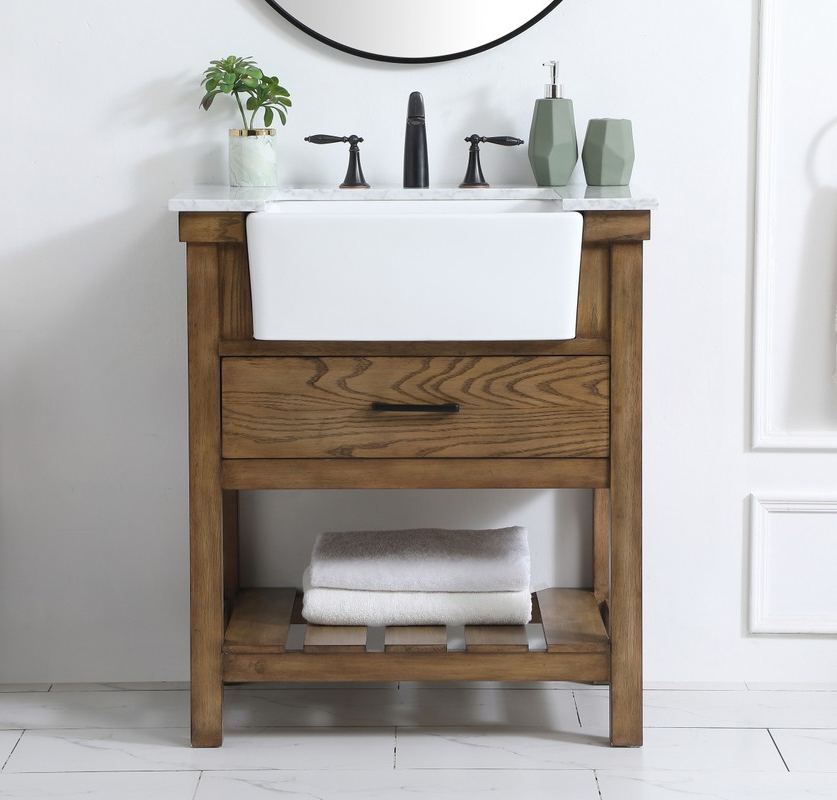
[308,526,530,593]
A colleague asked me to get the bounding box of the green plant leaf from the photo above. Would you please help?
[264,107,274,127]
[200,91,219,110]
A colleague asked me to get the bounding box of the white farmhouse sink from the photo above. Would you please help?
[246,199,583,341]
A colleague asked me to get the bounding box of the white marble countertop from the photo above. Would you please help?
[169,184,658,212]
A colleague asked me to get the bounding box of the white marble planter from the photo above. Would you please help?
[228,129,277,187]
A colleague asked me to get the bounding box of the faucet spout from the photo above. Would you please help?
[403,91,429,188]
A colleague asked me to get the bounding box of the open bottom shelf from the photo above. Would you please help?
[222,587,611,684]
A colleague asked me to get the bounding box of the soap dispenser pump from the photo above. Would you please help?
[527,61,578,186]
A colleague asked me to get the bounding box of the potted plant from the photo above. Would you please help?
[200,55,292,187]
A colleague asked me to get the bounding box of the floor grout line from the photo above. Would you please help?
[191,771,203,800]
[767,728,791,772]
[593,769,604,800]
[572,690,583,727]
[1,730,25,771]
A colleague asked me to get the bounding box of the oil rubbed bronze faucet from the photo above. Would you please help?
[459,134,525,188]
[304,134,370,188]
[403,91,429,188]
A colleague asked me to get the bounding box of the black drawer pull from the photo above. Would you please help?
[371,402,460,413]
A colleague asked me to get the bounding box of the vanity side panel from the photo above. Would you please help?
[218,241,253,341]
[576,245,611,340]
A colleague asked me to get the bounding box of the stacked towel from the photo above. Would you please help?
[302,526,532,626]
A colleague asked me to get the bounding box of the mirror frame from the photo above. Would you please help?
[263,1,565,64]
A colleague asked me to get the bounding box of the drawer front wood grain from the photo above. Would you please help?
[222,356,609,459]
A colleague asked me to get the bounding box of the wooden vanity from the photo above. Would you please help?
[175,189,651,748]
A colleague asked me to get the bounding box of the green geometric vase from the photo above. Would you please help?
[581,118,635,186]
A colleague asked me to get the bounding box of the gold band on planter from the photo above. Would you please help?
[229,129,276,136]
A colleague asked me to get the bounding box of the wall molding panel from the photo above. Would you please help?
[752,0,837,450]
[749,495,837,634]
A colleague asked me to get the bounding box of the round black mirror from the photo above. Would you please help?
[264,1,565,64]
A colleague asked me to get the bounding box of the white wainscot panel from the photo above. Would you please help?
[749,496,837,633]
[753,0,837,449]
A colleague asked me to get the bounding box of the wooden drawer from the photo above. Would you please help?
[221,356,609,459]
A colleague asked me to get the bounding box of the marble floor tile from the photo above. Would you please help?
[0,685,51,693]
[395,727,787,771]
[49,682,190,692]
[224,687,402,727]
[747,683,837,692]
[770,729,837,772]
[0,690,188,729]
[222,686,579,730]
[4,727,396,772]
[575,689,837,730]
[195,769,600,800]
[0,772,199,800]
[393,686,579,729]
[597,770,837,799]
[0,730,23,763]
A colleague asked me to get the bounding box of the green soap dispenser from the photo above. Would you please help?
[528,61,578,186]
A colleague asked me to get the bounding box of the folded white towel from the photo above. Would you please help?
[302,569,532,626]
[308,526,530,593]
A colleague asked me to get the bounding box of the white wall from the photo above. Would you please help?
[1,0,835,683]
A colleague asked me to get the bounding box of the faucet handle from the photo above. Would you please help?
[305,134,363,146]
[459,134,525,189]
[305,134,370,189]
[482,136,526,147]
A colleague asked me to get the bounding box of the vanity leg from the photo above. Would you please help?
[187,244,225,747]
[608,242,643,747]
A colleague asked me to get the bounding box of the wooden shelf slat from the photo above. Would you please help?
[385,626,447,653]
[303,624,368,653]
[223,588,296,654]
[465,625,529,653]
[537,588,609,653]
